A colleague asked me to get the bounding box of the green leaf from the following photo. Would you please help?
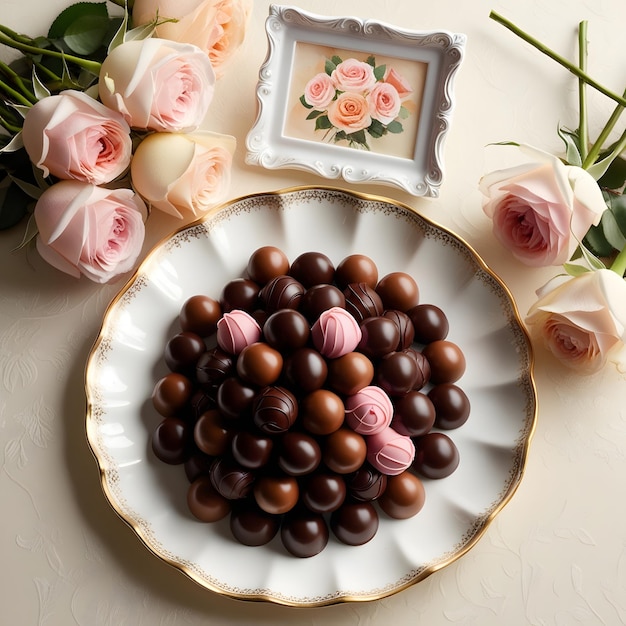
[0,175,31,229]
[386,120,403,134]
[306,109,324,120]
[347,129,368,147]
[64,14,111,55]
[584,223,614,257]
[331,55,343,67]
[374,64,386,81]
[0,132,24,153]
[366,55,376,67]
[334,130,347,142]
[563,262,593,277]
[598,154,626,190]
[315,115,332,131]
[600,206,626,250]
[31,68,51,101]
[299,94,313,109]
[604,190,626,235]
[324,59,336,76]
[367,118,385,139]
[587,140,626,182]
[558,126,582,167]
[48,2,109,40]
[399,105,410,120]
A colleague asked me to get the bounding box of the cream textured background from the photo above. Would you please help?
[1,0,626,624]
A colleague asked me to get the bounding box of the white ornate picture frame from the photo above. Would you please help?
[246,5,466,197]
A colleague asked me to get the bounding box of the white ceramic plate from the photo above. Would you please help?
[85,187,536,607]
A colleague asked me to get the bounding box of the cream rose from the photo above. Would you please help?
[526,269,626,373]
[22,90,131,185]
[331,58,376,93]
[327,92,372,134]
[303,72,336,110]
[480,145,607,266]
[132,0,252,78]
[130,130,236,218]
[99,38,215,132]
[34,180,146,283]
[366,82,401,125]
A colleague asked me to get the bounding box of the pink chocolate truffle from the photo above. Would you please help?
[216,310,262,354]
[311,306,362,359]
[345,385,393,435]
[366,427,415,476]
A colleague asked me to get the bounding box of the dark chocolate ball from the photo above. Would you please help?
[277,431,321,476]
[301,472,347,513]
[335,254,378,289]
[299,284,345,322]
[152,417,191,464]
[194,409,234,456]
[252,386,298,434]
[246,246,290,285]
[428,383,471,430]
[378,471,425,519]
[195,348,234,389]
[408,304,449,343]
[346,465,388,501]
[230,502,280,546]
[376,272,419,312]
[422,340,466,384]
[216,377,256,419]
[187,475,231,522]
[236,342,283,387]
[220,278,260,313]
[263,309,310,352]
[383,309,415,350]
[259,275,305,313]
[179,295,221,337]
[231,430,273,469]
[412,432,460,479]
[375,351,419,397]
[210,457,255,499]
[343,282,384,323]
[254,474,299,515]
[289,251,335,287]
[327,352,374,396]
[184,452,214,483]
[152,372,193,417]
[357,316,401,359]
[330,501,379,546]
[322,428,367,474]
[283,348,328,393]
[281,508,329,558]
[299,389,344,435]
[164,331,205,374]
[392,391,436,436]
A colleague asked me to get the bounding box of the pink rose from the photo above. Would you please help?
[132,0,252,78]
[22,90,131,185]
[331,58,376,93]
[130,130,236,218]
[366,82,401,125]
[327,92,372,134]
[383,67,413,99]
[526,269,626,373]
[34,180,146,283]
[303,72,336,110]
[480,145,606,266]
[99,38,215,132]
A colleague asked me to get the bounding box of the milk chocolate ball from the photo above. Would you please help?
[152,417,191,464]
[376,272,419,312]
[422,340,466,384]
[301,472,347,513]
[179,295,221,337]
[236,342,283,387]
[194,409,234,456]
[263,309,310,351]
[230,502,280,546]
[246,246,290,285]
[378,471,425,519]
[323,428,367,474]
[283,348,328,393]
[220,278,260,313]
[187,475,231,522]
[152,372,193,417]
[428,383,471,430]
[254,474,299,515]
[289,251,335,287]
[335,254,378,289]
[327,352,374,396]
[252,386,298,434]
[300,389,344,435]
[330,501,379,546]
[281,508,329,558]
[408,304,449,343]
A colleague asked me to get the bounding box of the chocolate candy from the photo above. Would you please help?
[187,476,231,522]
[259,275,305,313]
[179,295,221,337]
[376,272,419,312]
[383,309,415,351]
[289,251,335,287]
[335,254,378,289]
[422,339,466,384]
[412,432,460,479]
[407,303,449,343]
[330,501,379,546]
[184,452,214,483]
[391,391,436,437]
[246,246,290,285]
[277,431,321,476]
[281,508,329,558]
[263,309,310,352]
[252,386,298,434]
[299,389,345,435]
[152,417,191,464]
[231,430,273,469]
[216,377,256,419]
[210,457,255,499]
[375,351,419,397]
[346,465,387,501]
[428,383,471,430]
[254,474,299,515]
[301,472,346,513]
[152,372,193,417]
[357,316,400,359]
[194,409,233,456]
[323,428,367,474]
[282,348,328,393]
[195,348,234,389]
[343,282,384,323]
[327,351,374,396]
[378,471,425,519]
[220,278,260,313]
[299,284,345,322]
[236,342,283,387]
[230,502,280,546]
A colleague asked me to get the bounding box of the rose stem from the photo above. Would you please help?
[582,89,626,170]
[0,77,33,106]
[489,12,626,108]
[577,20,588,162]
[0,60,36,104]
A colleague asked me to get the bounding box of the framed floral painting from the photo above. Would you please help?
[246,6,466,196]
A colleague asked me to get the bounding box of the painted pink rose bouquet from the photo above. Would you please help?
[481,13,626,375]
[0,0,251,283]
[299,55,413,150]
